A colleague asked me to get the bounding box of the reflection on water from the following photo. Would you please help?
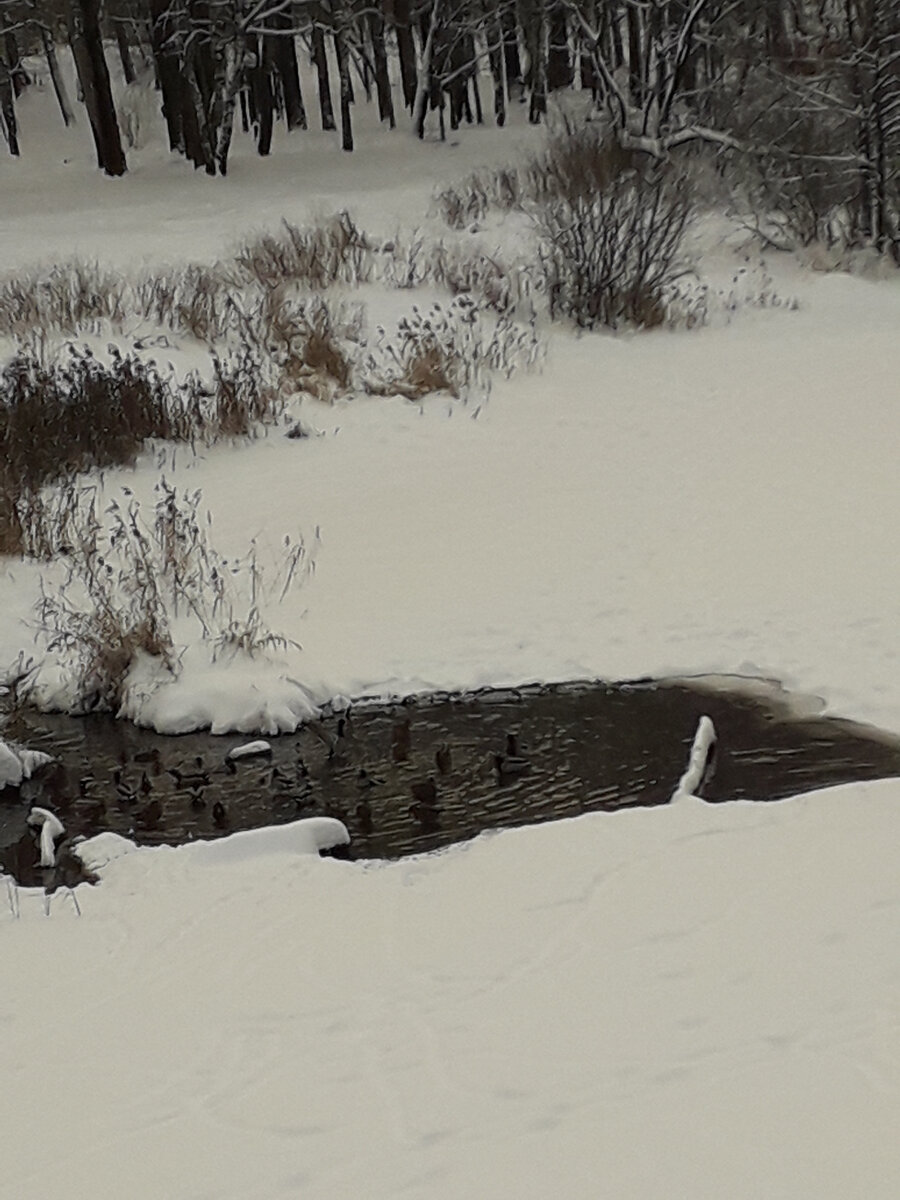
[3,677,900,886]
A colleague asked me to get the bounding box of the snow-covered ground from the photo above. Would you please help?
[2,64,900,1199]
[2,780,900,1199]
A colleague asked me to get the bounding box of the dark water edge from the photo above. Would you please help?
[3,675,900,887]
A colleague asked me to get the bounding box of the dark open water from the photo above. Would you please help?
[3,676,900,887]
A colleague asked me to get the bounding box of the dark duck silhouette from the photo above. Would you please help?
[112,768,137,805]
[408,801,441,833]
[357,768,384,790]
[168,756,210,790]
[391,718,411,763]
[136,798,163,831]
[355,798,374,835]
[435,743,452,776]
[410,776,437,806]
[493,733,531,781]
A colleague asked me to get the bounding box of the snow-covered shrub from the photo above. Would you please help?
[530,138,693,330]
[0,477,100,561]
[434,165,524,228]
[35,491,178,712]
[661,263,800,331]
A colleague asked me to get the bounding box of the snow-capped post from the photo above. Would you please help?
[27,808,66,868]
[671,715,717,803]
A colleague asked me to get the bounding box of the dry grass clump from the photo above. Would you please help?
[133,263,233,342]
[384,235,531,319]
[0,343,283,559]
[235,212,373,291]
[207,345,283,437]
[362,298,541,403]
[0,262,127,338]
[264,294,361,402]
[0,346,186,497]
[30,481,310,713]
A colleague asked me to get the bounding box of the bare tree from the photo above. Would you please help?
[68,0,128,175]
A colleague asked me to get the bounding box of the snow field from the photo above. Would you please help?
[2,780,899,1199]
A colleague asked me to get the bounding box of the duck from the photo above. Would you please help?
[356,768,384,790]
[408,801,440,833]
[168,756,210,790]
[391,718,411,763]
[355,798,374,835]
[112,768,137,805]
[212,800,229,829]
[493,751,531,781]
[307,721,337,758]
[189,786,207,811]
[410,776,437,806]
[133,747,161,768]
[136,798,163,830]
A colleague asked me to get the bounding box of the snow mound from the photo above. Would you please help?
[0,738,54,790]
[185,817,350,865]
[75,818,350,876]
[75,832,140,872]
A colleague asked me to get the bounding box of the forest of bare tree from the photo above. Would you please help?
[0,1,897,260]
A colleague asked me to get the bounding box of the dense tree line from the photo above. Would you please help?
[0,1,897,259]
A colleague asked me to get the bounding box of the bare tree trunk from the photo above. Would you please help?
[333,20,353,150]
[310,4,336,131]
[547,0,571,91]
[268,11,306,130]
[368,7,395,127]
[148,0,185,153]
[524,0,548,123]
[43,28,76,126]
[210,37,245,175]
[114,20,136,85]
[487,10,507,126]
[0,59,19,155]
[413,0,441,137]
[252,37,275,155]
[501,1,522,96]
[68,0,127,176]
[389,0,418,110]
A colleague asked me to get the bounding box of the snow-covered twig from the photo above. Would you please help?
[26,807,65,868]
[671,716,717,803]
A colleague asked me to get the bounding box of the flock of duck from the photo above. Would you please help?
[4,710,555,886]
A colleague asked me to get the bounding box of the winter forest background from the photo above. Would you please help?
[1,0,898,262]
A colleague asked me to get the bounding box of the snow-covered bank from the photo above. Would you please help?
[2,68,899,738]
[2,778,899,1199]
[5,252,899,736]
